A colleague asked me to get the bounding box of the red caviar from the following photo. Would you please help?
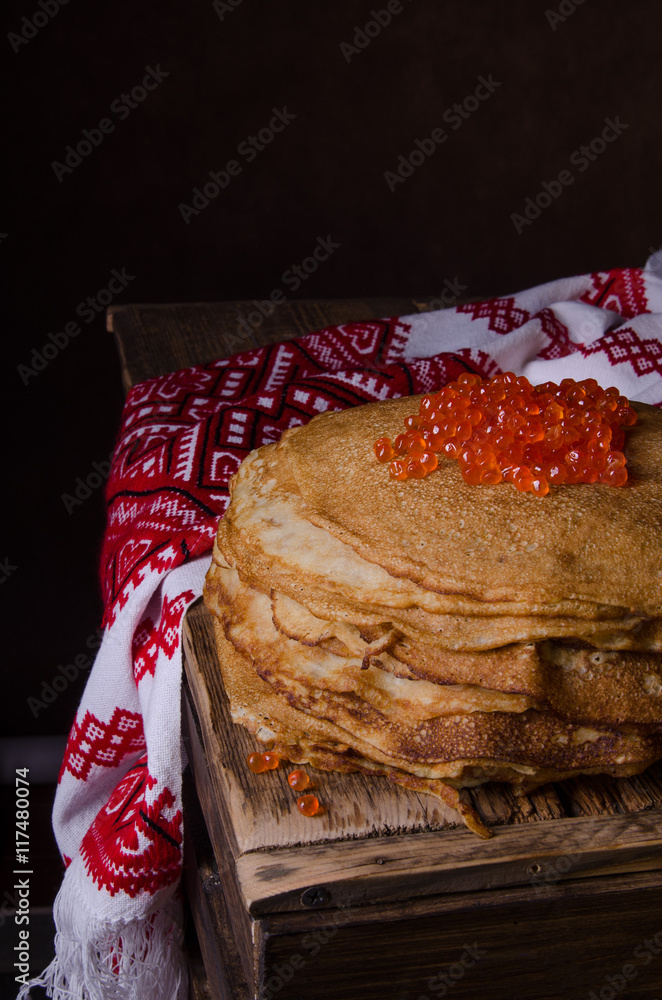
[288,769,311,791]
[261,751,280,770]
[247,751,280,772]
[297,794,321,817]
[247,752,267,773]
[373,373,637,495]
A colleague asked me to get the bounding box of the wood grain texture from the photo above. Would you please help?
[187,775,662,1000]
[260,870,662,1000]
[183,768,253,1000]
[182,598,662,919]
[236,811,662,916]
[107,298,424,389]
[185,788,662,1000]
[183,686,258,988]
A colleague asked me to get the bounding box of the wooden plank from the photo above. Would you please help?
[259,865,662,933]
[184,892,214,1000]
[236,811,662,915]
[107,298,422,389]
[182,599,662,917]
[259,870,662,1000]
[182,767,253,1000]
[183,684,256,990]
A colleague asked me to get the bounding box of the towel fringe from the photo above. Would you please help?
[16,883,186,1000]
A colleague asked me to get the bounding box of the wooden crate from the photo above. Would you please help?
[182,598,662,1000]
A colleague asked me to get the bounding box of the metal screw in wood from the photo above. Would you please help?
[300,886,330,907]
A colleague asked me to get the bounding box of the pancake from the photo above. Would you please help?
[282,398,662,614]
[217,444,662,651]
[204,393,662,835]
[207,555,662,733]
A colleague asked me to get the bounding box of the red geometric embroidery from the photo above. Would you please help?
[133,590,195,684]
[80,757,182,897]
[580,269,648,319]
[159,590,195,661]
[97,318,424,617]
[305,322,386,369]
[537,307,578,360]
[457,296,530,334]
[580,326,662,378]
[454,348,502,379]
[132,618,157,685]
[59,707,145,783]
[405,354,483,394]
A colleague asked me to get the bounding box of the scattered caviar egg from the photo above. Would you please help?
[247,752,267,773]
[374,372,637,495]
[261,751,280,770]
[389,458,408,480]
[288,769,311,791]
[373,437,395,463]
[297,794,321,817]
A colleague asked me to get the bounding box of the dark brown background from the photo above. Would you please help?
[3,0,662,738]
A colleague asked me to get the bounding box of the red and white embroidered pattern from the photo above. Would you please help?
[580,325,662,379]
[131,617,157,684]
[537,307,577,360]
[580,268,649,319]
[133,590,196,684]
[454,348,503,379]
[457,295,531,334]
[59,708,145,783]
[81,757,182,898]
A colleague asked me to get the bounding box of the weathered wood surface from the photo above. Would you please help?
[260,868,662,1000]
[183,769,252,1000]
[182,598,662,919]
[108,297,425,390]
[236,811,662,916]
[183,683,662,999]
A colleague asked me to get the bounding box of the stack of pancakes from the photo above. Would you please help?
[204,395,662,836]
